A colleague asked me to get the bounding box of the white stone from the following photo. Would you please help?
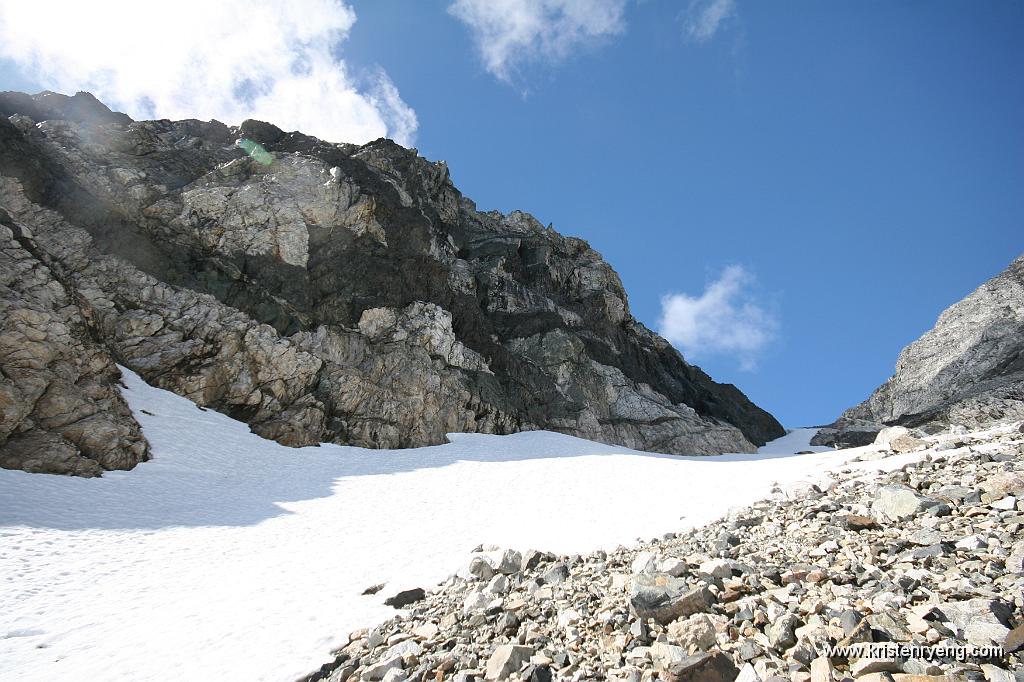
[631,551,657,575]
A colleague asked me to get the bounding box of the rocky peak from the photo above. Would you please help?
[0,90,783,475]
[814,254,1024,447]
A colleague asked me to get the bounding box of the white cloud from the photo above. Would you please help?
[0,0,417,146]
[658,265,777,371]
[683,0,736,43]
[448,0,628,83]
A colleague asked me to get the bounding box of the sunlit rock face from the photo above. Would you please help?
[814,254,1024,448]
[0,90,783,474]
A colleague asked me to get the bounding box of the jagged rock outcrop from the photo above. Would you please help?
[0,208,148,476]
[814,254,1024,447]
[0,90,783,475]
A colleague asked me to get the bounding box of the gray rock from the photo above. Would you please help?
[362,655,404,681]
[649,641,689,672]
[631,551,658,575]
[0,215,148,475]
[698,559,733,580]
[540,563,569,585]
[849,657,901,676]
[872,485,939,521]
[484,644,532,680]
[907,529,942,546]
[663,651,738,682]
[980,664,1018,682]
[809,657,834,682]
[838,609,863,636]
[384,588,426,609]
[768,613,801,651]
[629,574,715,625]
[813,253,1024,448]
[469,557,496,581]
[496,550,522,575]
[934,599,1012,646]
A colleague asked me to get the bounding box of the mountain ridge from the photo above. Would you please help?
[0,90,783,475]
[813,253,1024,447]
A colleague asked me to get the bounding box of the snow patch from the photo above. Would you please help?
[1,368,862,682]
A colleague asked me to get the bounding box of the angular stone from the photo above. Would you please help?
[889,434,926,453]
[629,574,715,625]
[484,644,533,681]
[411,623,438,640]
[540,563,569,585]
[873,426,912,445]
[383,588,425,609]
[469,557,495,580]
[631,551,658,575]
[650,641,688,672]
[1005,623,1024,653]
[663,650,738,682]
[768,612,801,651]
[990,495,1017,510]
[872,485,939,521]
[658,557,688,577]
[980,472,1024,502]
[463,591,488,615]
[955,534,988,550]
[698,559,733,580]
[809,657,834,682]
[496,549,522,575]
[907,529,942,546]
[980,665,1017,682]
[934,599,1011,646]
[734,663,760,682]
[666,613,717,652]
[850,657,902,676]
[362,655,403,681]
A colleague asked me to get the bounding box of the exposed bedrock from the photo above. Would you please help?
[814,254,1024,448]
[0,90,783,474]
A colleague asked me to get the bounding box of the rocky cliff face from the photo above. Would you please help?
[814,254,1024,447]
[0,90,783,475]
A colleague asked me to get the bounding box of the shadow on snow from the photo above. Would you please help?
[0,368,819,531]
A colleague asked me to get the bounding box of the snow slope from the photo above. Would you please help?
[3,369,867,682]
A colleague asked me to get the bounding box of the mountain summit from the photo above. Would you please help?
[0,90,782,476]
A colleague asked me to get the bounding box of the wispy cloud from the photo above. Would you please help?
[0,0,417,146]
[683,0,736,44]
[448,0,628,84]
[658,265,777,371]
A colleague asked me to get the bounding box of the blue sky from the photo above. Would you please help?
[1,1,1021,427]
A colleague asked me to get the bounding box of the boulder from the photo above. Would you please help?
[874,426,912,447]
[383,588,425,609]
[484,644,533,681]
[872,485,939,521]
[362,655,403,681]
[629,574,715,624]
[933,599,1012,646]
[666,613,718,652]
[496,550,522,575]
[540,563,570,585]
[768,613,801,652]
[662,650,738,682]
